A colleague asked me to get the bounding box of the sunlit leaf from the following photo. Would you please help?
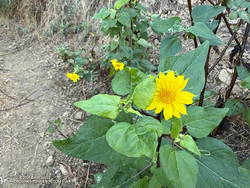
[74,94,121,119]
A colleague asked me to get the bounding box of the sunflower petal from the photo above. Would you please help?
[173,105,181,118]
[156,77,165,90]
[155,103,164,114]
[163,104,173,120]
[173,101,187,115]
[165,71,175,90]
[176,91,194,104]
[146,101,157,110]
[176,77,189,91]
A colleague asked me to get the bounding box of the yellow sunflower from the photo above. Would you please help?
[66,72,80,83]
[146,71,195,120]
[110,59,124,71]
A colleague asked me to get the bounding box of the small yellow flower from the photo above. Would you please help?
[146,71,195,120]
[66,72,80,83]
[110,59,124,71]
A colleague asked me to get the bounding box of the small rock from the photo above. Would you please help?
[172,11,177,15]
[227,68,234,74]
[232,84,243,95]
[39,132,45,138]
[59,164,68,176]
[74,111,83,120]
[179,0,184,4]
[218,69,231,85]
[46,156,54,166]
[43,141,51,149]
[0,58,4,61]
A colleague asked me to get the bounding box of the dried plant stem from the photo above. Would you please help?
[156,135,163,167]
[209,33,235,72]
[0,88,17,100]
[225,23,250,100]
[199,47,211,106]
[207,0,242,48]
[84,162,91,188]
[187,0,198,48]
[239,23,250,57]
[222,15,242,49]
[209,20,242,73]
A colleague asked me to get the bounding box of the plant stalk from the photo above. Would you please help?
[156,135,163,168]
[225,23,250,100]
[187,0,198,48]
[199,47,212,106]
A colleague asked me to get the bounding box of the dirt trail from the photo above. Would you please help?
[0,32,75,187]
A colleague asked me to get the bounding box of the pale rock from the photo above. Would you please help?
[232,85,243,95]
[59,164,68,176]
[218,69,231,85]
[227,68,234,74]
[46,156,54,166]
[74,111,83,120]
[172,10,177,15]
[43,141,51,149]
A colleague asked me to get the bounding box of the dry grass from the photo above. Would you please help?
[0,0,111,35]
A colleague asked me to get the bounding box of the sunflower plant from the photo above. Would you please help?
[93,0,155,72]
[53,42,249,187]
[53,0,250,187]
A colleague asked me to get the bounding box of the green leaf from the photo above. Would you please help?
[46,125,56,133]
[161,119,171,134]
[148,174,162,188]
[159,41,209,95]
[112,67,146,96]
[106,116,162,158]
[110,41,119,51]
[196,137,240,188]
[129,68,147,88]
[240,0,250,9]
[187,22,223,46]
[94,8,110,19]
[101,19,117,33]
[110,9,117,19]
[160,145,199,188]
[115,110,134,124]
[74,94,121,119]
[229,11,239,20]
[133,77,156,110]
[151,167,172,186]
[118,11,131,26]
[137,59,155,72]
[151,16,182,34]
[237,65,250,89]
[183,106,229,138]
[160,35,182,63]
[170,118,183,139]
[179,134,201,156]
[130,176,149,188]
[241,76,250,89]
[192,5,225,23]
[112,69,131,95]
[224,98,245,116]
[243,107,250,127]
[137,38,152,48]
[114,0,130,9]
[237,65,249,80]
[93,159,146,188]
[53,116,131,166]
[237,166,250,188]
[239,10,250,23]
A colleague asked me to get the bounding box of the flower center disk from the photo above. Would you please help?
[159,90,176,104]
